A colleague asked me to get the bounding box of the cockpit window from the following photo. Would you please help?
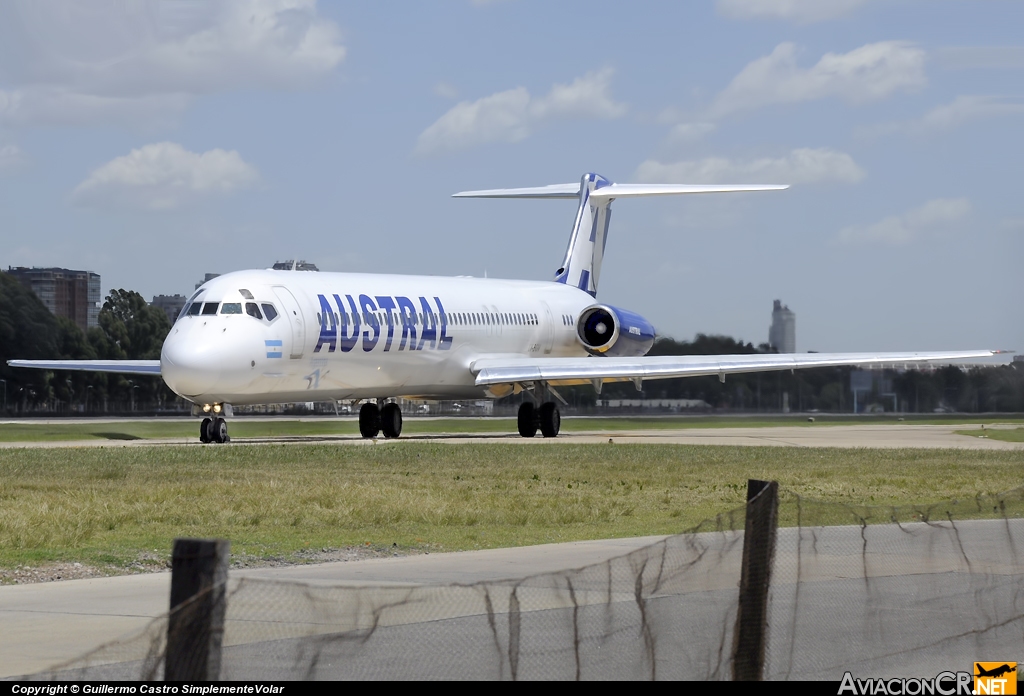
[221,303,242,315]
[261,303,278,321]
[187,302,202,316]
[245,302,263,320]
[201,302,219,315]
[239,289,254,300]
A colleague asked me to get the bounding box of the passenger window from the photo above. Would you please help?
[246,302,263,320]
[221,303,242,314]
[202,303,219,315]
[239,289,254,300]
[262,303,278,321]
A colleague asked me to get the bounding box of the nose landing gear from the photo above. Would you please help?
[197,403,231,443]
[199,416,230,443]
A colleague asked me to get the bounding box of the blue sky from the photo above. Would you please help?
[1,0,1021,354]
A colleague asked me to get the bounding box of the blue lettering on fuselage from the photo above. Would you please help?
[396,296,417,350]
[359,295,379,352]
[314,293,454,354]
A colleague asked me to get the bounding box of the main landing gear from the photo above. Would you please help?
[199,416,230,444]
[517,401,560,438]
[359,401,403,439]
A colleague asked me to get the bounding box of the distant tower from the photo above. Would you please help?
[769,300,796,353]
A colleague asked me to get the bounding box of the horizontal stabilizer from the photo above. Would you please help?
[453,182,788,200]
[7,359,162,376]
[589,183,788,200]
[452,183,581,199]
[471,350,997,387]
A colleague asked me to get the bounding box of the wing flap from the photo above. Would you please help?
[7,360,162,376]
[472,351,997,386]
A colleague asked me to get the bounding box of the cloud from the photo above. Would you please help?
[666,122,717,144]
[415,69,626,155]
[861,95,1024,137]
[72,142,260,211]
[433,82,459,99]
[717,0,869,23]
[710,41,927,117]
[0,144,26,171]
[0,0,346,128]
[838,198,971,245]
[919,95,1024,130]
[635,148,865,185]
[0,88,190,130]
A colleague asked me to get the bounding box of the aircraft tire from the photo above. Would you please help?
[381,403,403,438]
[213,417,229,444]
[517,402,538,437]
[539,402,560,438]
[200,417,212,443]
[359,402,381,438]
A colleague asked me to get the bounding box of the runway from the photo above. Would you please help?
[1,422,1021,450]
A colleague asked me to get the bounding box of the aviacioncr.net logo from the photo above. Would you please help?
[839,671,973,695]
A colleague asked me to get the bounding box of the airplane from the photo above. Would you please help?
[9,172,997,443]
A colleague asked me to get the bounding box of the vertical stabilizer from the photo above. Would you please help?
[553,173,612,297]
[452,174,788,299]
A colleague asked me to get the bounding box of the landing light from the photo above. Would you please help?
[213,403,222,414]
[202,404,212,413]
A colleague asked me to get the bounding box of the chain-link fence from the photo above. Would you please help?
[25,485,1024,680]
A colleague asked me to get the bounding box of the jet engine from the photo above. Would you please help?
[575,304,655,357]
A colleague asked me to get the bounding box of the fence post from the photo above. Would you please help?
[165,538,230,681]
[732,479,779,681]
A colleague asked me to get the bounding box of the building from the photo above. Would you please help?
[273,260,319,271]
[768,299,796,354]
[7,266,101,333]
[152,294,188,324]
[195,273,221,290]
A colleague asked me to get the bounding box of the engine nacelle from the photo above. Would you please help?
[576,304,655,357]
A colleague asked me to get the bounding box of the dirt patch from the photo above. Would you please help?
[0,545,434,585]
[0,562,114,585]
[232,543,430,568]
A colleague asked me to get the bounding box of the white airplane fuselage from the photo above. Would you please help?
[160,269,604,406]
[9,171,997,443]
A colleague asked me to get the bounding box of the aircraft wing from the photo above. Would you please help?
[472,350,999,387]
[7,360,162,376]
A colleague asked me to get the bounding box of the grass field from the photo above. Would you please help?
[957,427,1024,443]
[0,442,1021,574]
[2,413,1023,442]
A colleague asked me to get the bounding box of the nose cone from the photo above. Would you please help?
[161,330,223,398]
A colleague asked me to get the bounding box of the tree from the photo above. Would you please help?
[89,289,173,407]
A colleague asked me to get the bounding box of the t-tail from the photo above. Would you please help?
[453,173,789,297]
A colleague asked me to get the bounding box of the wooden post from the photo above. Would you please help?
[732,479,779,681]
[165,538,230,681]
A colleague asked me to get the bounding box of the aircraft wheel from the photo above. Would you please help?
[517,402,538,438]
[539,402,560,438]
[200,417,212,443]
[359,402,381,438]
[213,417,229,444]
[381,403,403,439]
